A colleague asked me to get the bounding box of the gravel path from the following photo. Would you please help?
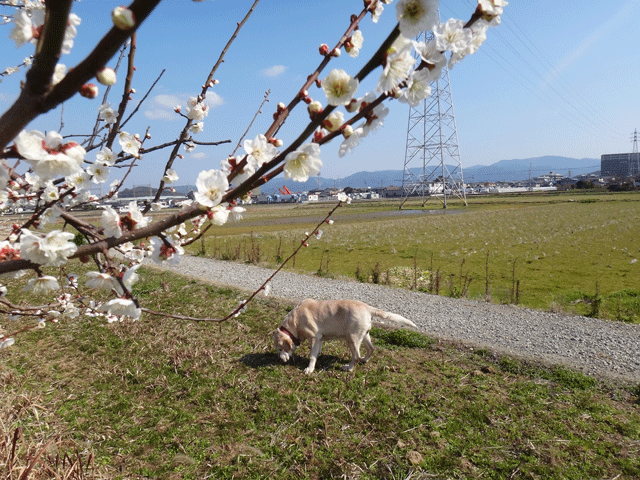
[157,255,640,385]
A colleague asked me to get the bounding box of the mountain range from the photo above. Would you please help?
[125,156,600,197]
[266,155,600,193]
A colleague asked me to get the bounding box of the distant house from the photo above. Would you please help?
[380,185,400,197]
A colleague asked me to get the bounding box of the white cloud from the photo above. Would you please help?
[260,65,287,77]
[144,108,176,120]
[191,152,207,159]
[205,91,223,107]
[153,94,181,108]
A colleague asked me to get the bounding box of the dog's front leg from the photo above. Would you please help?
[304,337,323,374]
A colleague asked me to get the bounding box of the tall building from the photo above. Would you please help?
[600,153,640,177]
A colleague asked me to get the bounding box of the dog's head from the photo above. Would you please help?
[273,328,297,363]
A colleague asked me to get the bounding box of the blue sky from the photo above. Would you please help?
[1,0,639,188]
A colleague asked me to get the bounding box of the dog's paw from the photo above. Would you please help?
[341,364,355,372]
[303,367,315,374]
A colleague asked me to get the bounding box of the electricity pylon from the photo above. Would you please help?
[400,30,466,209]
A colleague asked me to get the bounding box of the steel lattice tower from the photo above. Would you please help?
[400,29,466,209]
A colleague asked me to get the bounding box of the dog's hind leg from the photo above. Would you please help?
[343,334,363,372]
[360,332,374,364]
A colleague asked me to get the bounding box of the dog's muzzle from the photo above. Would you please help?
[278,350,291,363]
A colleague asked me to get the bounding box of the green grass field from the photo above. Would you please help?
[2,268,639,479]
[2,191,640,478]
[186,191,640,322]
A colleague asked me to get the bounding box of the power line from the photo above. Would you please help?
[439,0,627,145]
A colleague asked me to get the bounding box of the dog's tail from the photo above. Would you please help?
[368,306,417,329]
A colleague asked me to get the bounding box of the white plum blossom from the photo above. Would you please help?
[208,204,230,226]
[66,170,91,191]
[20,229,77,267]
[122,264,141,291]
[395,0,438,39]
[96,147,116,166]
[399,68,432,106]
[244,134,277,168]
[101,206,122,238]
[86,271,122,295]
[0,337,15,349]
[52,64,67,85]
[42,183,59,202]
[346,30,364,58]
[99,298,141,320]
[162,169,179,184]
[363,103,389,135]
[189,122,204,134]
[478,0,508,17]
[433,18,473,54]
[185,97,209,121]
[98,104,118,124]
[118,132,141,157]
[337,192,352,204]
[338,125,365,157]
[40,206,62,227]
[229,205,246,222]
[88,162,110,183]
[284,143,323,182]
[9,10,32,48]
[377,36,415,94]
[24,276,59,294]
[15,130,85,180]
[120,201,148,231]
[149,236,184,265]
[10,4,79,54]
[195,169,229,208]
[371,1,384,23]
[412,39,446,78]
[322,69,359,106]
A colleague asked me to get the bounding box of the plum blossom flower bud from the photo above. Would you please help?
[331,47,341,57]
[345,98,359,113]
[277,102,286,113]
[174,105,181,113]
[319,43,329,56]
[307,100,323,117]
[112,6,136,30]
[79,83,99,99]
[322,111,345,132]
[96,67,116,86]
[341,124,354,138]
[269,137,283,147]
[326,219,334,225]
[208,79,219,87]
[313,129,325,143]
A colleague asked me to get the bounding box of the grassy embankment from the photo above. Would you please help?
[186,191,640,322]
[1,267,639,478]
